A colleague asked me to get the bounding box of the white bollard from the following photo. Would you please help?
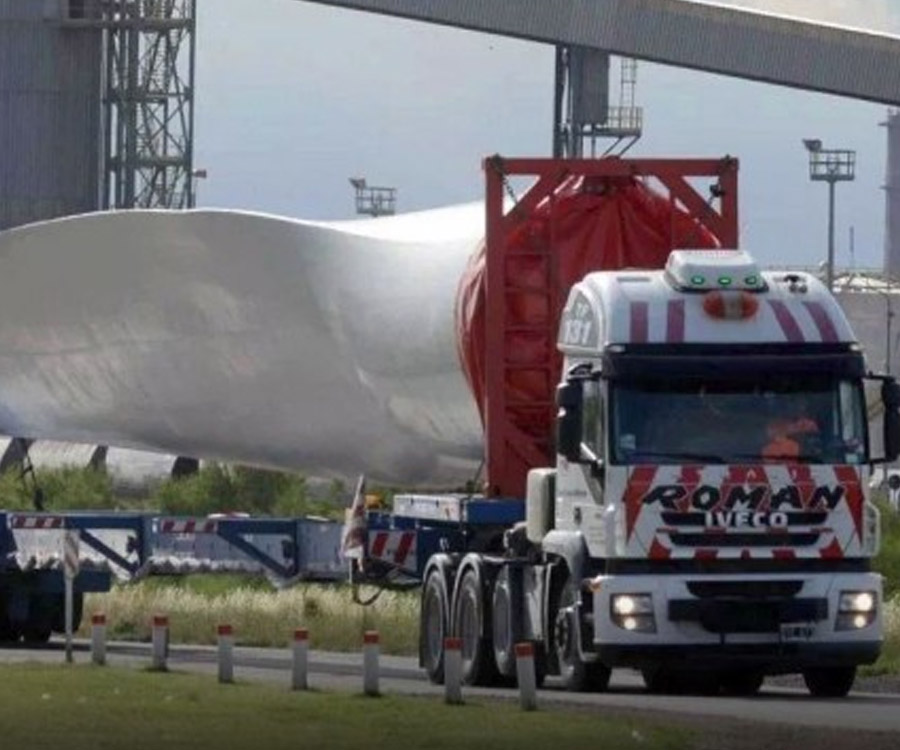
[363,630,380,696]
[292,628,309,691]
[151,614,169,671]
[515,642,538,711]
[217,624,234,684]
[91,613,107,666]
[443,636,463,705]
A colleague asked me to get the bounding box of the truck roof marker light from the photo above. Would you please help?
[703,291,760,320]
[666,249,761,291]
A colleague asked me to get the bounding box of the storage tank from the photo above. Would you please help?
[0,0,103,231]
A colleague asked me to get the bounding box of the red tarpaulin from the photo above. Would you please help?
[455,174,719,494]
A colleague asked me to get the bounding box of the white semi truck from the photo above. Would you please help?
[356,247,899,698]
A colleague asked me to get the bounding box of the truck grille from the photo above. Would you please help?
[669,532,819,547]
[686,580,803,599]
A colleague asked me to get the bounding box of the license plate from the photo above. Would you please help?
[780,623,814,642]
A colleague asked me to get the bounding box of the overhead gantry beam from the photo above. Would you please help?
[298,0,900,105]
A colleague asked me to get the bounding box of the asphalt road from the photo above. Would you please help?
[1,639,898,736]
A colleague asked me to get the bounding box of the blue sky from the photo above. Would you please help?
[192,0,899,271]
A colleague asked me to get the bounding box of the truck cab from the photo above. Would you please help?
[545,249,899,695]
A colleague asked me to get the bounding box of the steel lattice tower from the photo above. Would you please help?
[102,0,197,209]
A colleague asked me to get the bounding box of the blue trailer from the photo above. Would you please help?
[0,511,343,643]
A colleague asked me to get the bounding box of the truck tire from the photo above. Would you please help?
[491,569,516,678]
[421,569,450,684]
[802,666,856,698]
[453,567,499,686]
[554,579,610,692]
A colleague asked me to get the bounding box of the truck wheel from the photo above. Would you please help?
[554,580,611,692]
[802,666,856,698]
[453,567,499,686]
[719,669,764,696]
[491,569,516,678]
[420,569,450,684]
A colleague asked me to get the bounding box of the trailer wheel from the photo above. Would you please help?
[554,579,610,692]
[453,567,499,686]
[802,666,856,698]
[421,569,450,684]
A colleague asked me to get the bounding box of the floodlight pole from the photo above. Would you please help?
[827,179,836,292]
[803,140,856,291]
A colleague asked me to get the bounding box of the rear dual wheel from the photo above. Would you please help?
[454,568,500,686]
[421,568,450,684]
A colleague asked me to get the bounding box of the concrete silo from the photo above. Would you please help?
[0,0,103,231]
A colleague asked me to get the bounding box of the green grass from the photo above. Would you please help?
[0,664,689,750]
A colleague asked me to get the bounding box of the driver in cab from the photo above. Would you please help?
[762,396,820,461]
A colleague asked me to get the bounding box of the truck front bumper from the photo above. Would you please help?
[590,570,883,673]
[597,641,880,672]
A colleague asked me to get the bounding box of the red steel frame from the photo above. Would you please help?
[482,155,740,498]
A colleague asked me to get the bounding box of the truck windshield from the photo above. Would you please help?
[610,376,866,465]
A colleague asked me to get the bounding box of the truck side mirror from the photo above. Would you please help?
[556,380,583,462]
[882,379,900,463]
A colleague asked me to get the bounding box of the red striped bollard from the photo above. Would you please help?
[151,615,169,671]
[443,637,463,705]
[363,630,380,696]
[292,628,309,690]
[91,613,107,666]
[217,624,234,684]
[515,642,538,711]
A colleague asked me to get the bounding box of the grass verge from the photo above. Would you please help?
[862,594,900,676]
[0,664,688,750]
[88,580,900,678]
[83,579,420,654]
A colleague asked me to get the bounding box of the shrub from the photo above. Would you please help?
[875,499,900,600]
[148,464,344,519]
[0,466,114,511]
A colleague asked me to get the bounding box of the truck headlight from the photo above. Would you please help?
[836,590,878,631]
[611,594,655,633]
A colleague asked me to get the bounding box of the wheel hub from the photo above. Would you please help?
[554,606,575,658]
